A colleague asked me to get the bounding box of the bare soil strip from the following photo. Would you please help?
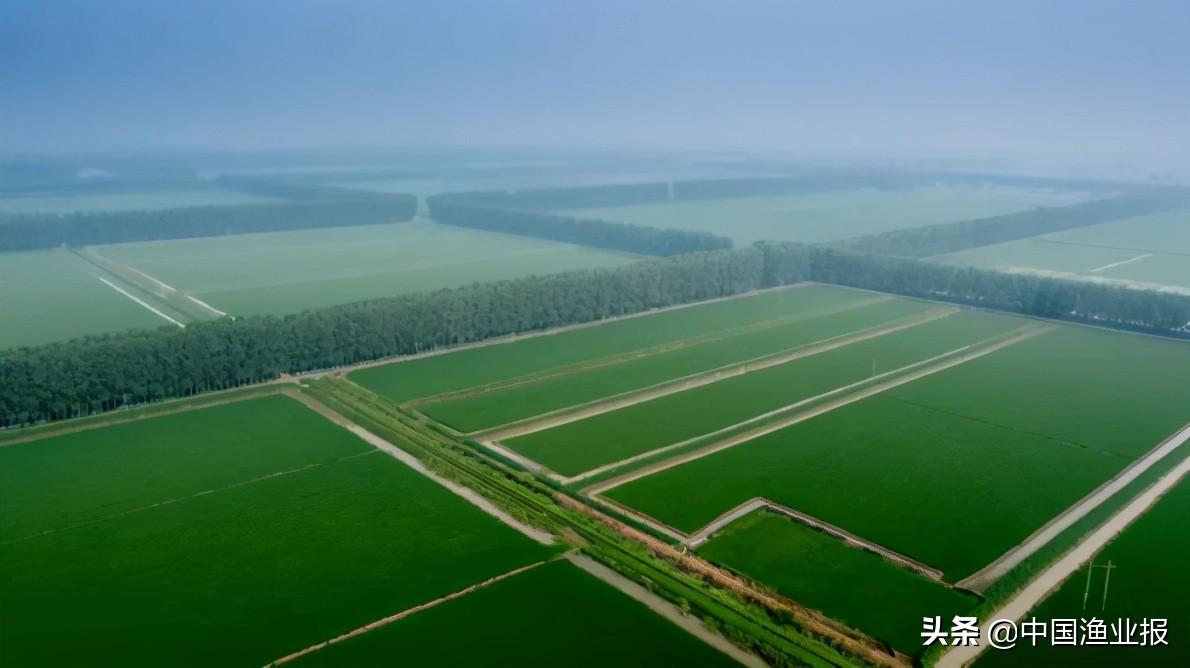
[1090,252,1154,273]
[78,246,218,321]
[415,293,892,408]
[284,390,555,546]
[556,494,912,668]
[324,282,814,378]
[566,553,770,668]
[937,456,1190,668]
[477,307,956,442]
[685,498,944,581]
[1,450,379,546]
[92,274,186,327]
[267,559,553,667]
[956,421,1190,592]
[584,324,1052,497]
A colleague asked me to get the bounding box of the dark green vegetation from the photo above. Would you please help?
[977,480,1190,668]
[506,310,1023,476]
[291,559,742,667]
[700,512,978,655]
[0,395,553,667]
[423,295,933,433]
[607,326,1190,578]
[0,179,416,251]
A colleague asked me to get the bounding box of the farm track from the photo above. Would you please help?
[283,389,556,545]
[936,455,1190,668]
[266,559,555,666]
[414,293,893,409]
[956,420,1190,592]
[477,306,956,442]
[74,246,217,322]
[566,553,770,668]
[323,282,815,378]
[584,323,1053,498]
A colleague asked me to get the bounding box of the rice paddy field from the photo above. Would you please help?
[976,479,1190,668]
[78,221,638,316]
[0,394,557,666]
[603,325,1190,580]
[935,207,1190,291]
[556,185,1094,244]
[0,247,172,348]
[289,559,743,667]
[699,511,978,655]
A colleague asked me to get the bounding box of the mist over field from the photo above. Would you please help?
[2,0,1189,180]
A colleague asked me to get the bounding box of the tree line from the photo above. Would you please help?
[3,242,1185,428]
[427,197,732,256]
[0,183,417,251]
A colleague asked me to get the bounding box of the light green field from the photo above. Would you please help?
[351,284,871,405]
[560,185,1093,244]
[505,310,1024,477]
[606,326,1190,579]
[89,221,638,316]
[0,394,553,666]
[977,478,1190,667]
[936,208,1190,290]
[0,187,276,214]
[290,559,742,667]
[0,248,172,348]
[700,511,977,655]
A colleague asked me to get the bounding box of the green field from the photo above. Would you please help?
[936,208,1190,290]
[606,326,1190,579]
[700,511,978,655]
[0,248,172,348]
[504,310,1025,476]
[290,559,742,667]
[0,186,276,214]
[977,478,1190,667]
[559,185,1093,244]
[0,394,553,666]
[352,284,870,405]
[89,221,637,316]
[419,294,936,433]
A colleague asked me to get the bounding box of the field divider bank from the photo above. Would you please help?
[936,454,1190,668]
[475,306,958,443]
[91,274,187,327]
[74,246,223,321]
[956,420,1190,593]
[410,291,890,409]
[584,323,1053,497]
[282,389,555,546]
[267,558,556,667]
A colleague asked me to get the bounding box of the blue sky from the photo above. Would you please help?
[1,0,1187,163]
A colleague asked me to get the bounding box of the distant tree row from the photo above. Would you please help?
[839,191,1190,257]
[427,197,732,256]
[0,188,418,251]
[4,240,1186,428]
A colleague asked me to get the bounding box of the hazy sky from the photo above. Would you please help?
[2,0,1187,163]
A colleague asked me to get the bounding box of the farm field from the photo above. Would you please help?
[418,295,938,433]
[87,221,638,316]
[504,309,1025,477]
[604,325,1190,580]
[936,208,1190,291]
[351,283,876,404]
[699,511,978,655]
[0,247,171,348]
[289,559,743,667]
[0,394,554,667]
[558,185,1094,244]
[0,185,277,214]
[976,478,1190,668]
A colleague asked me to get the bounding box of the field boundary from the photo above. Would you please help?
[583,323,1052,497]
[267,559,554,666]
[475,306,957,442]
[91,274,186,327]
[284,390,555,546]
[936,455,1190,668]
[956,420,1190,592]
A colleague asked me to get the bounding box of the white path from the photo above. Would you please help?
[1090,253,1154,273]
[92,274,186,327]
